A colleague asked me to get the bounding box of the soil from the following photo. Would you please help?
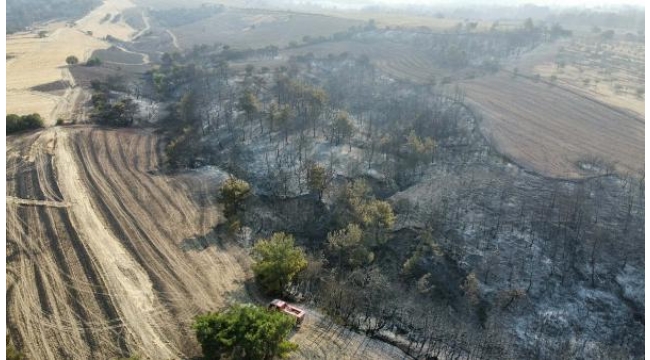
[6,126,410,359]
[461,72,644,179]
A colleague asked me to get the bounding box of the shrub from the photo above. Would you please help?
[7,113,44,134]
[65,55,79,65]
[85,57,102,66]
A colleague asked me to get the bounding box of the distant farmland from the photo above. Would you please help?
[273,36,644,179]
[169,8,364,49]
[462,73,644,178]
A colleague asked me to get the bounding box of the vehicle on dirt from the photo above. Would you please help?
[268,299,305,327]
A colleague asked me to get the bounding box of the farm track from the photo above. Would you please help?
[6,126,408,359]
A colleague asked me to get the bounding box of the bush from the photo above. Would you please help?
[193,304,298,360]
[85,57,102,66]
[7,113,44,134]
[56,118,65,126]
[65,55,79,65]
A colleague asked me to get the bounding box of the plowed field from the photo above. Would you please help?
[6,126,408,359]
[462,73,644,178]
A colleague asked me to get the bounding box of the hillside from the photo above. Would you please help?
[7,0,102,33]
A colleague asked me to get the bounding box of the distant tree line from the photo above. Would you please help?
[6,0,101,33]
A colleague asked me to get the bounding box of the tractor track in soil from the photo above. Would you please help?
[7,126,409,359]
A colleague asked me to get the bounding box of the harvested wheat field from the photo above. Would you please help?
[6,126,407,360]
[6,0,138,125]
[74,0,138,41]
[461,72,644,178]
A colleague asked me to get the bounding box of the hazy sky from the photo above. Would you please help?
[342,0,645,8]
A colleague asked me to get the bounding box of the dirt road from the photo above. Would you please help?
[6,126,408,359]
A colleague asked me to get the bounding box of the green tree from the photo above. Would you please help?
[306,162,327,200]
[404,130,435,174]
[363,200,396,245]
[85,57,102,66]
[330,111,355,149]
[219,177,251,224]
[252,232,307,295]
[6,113,44,134]
[193,304,298,360]
[109,98,138,126]
[65,55,79,65]
[327,223,372,268]
[335,180,395,245]
[178,92,198,125]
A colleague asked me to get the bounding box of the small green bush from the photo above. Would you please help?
[85,57,102,66]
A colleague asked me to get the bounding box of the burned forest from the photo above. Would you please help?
[6,1,645,359]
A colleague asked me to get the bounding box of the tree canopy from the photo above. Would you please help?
[330,111,355,148]
[252,232,307,295]
[193,304,298,360]
[306,162,328,200]
[327,223,372,268]
[6,113,44,134]
[219,177,251,219]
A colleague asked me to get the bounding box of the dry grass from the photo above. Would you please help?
[530,37,644,117]
[6,0,138,125]
[75,0,138,40]
[316,9,489,31]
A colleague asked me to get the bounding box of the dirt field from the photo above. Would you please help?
[504,35,645,118]
[6,0,139,125]
[6,126,408,359]
[461,72,644,178]
[234,38,443,85]
[533,38,645,117]
[169,8,363,49]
